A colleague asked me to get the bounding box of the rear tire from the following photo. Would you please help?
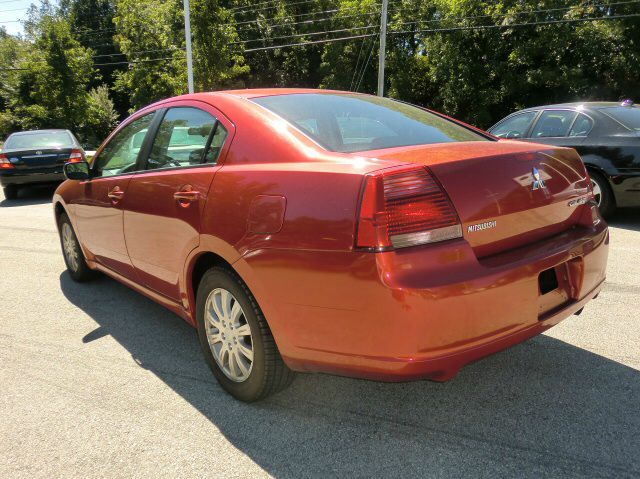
[58,213,97,282]
[588,170,615,218]
[196,266,294,402]
[3,185,18,200]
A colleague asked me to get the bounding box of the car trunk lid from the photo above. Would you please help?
[359,140,592,257]
[3,148,74,170]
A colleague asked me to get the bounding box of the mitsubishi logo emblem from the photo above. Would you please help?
[532,167,546,191]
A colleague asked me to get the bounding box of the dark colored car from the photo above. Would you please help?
[488,101,640,216]
[53,89,607,402]
[0,129,85,200]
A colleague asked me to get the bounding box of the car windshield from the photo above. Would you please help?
[601,106,640,131]
[252,93,489,153]
[4,131,73,150]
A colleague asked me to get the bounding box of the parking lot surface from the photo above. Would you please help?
[1,185,639,478]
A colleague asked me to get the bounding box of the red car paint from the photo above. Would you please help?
[54,89,608,382]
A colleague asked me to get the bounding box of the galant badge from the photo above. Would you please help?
[36,150,43,155]
[532,167,546,191]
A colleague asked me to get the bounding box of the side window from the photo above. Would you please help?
[531,110,578,138]
[568,114,594,137]
[146,107,218,170]
[205,123,228,163]
[93,113,155,177]
[490,112,537,139]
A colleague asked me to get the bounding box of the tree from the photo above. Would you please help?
[79,85,119,148]
[7,2,95,133]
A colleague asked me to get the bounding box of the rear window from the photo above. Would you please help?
[252,93,488,153]
[601,106,640,130]
[4,131,74,150]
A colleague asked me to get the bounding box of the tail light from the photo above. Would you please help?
[356,166,462,250]
[0,153,14,169]
[68,149,85,163]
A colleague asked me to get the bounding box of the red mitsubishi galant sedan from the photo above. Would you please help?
[54,89,608,401]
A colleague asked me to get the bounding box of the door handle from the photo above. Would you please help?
[107,186,125,203]
[174,186,199,206]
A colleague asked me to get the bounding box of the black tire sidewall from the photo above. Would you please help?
[58,213,93,282]
[196,268,267,402]
[3,185,18,200]
[589,170,615,217]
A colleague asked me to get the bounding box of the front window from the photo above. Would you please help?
[601,106,640,131]
[490,112,537,139]
[93,113,155,177]
[252,93,488,153]
[4,130,73,150]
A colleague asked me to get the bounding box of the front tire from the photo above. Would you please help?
[196,267,294,402]
[3,185,18,200]
[589,170,615,217]
[58,213,97,282]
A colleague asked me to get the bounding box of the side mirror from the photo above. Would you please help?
[63,160,90,181]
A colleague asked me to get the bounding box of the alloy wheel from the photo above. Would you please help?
[204,288,254,382]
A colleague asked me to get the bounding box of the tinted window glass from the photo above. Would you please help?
[93,113,154,177]
[601,106,640,130]
[531,110,578,138]
[490,112,537,139]
[147,107,218,170]
[253,94,488,153]
[205,123,228,163]
[568,114,594,137]
[4,131,73,149]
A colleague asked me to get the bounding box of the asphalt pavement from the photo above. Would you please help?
[1,185,639,478]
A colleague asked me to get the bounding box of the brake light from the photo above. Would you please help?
[68,149,84,162]
[356,166,462,250]
[0,153,14,169]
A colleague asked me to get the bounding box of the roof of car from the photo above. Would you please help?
[520,101,634,111]
[207,88,356,99]
[9,129,72,136]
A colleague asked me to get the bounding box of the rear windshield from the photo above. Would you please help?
[4,131,74,150]
[601,106,640,130]
[252,93,489,153]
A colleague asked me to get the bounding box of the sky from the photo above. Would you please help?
[0,0,36,36]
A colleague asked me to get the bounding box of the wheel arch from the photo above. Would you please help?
[184,248,292,358]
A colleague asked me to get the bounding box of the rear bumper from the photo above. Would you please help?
[0,170,64,187]
[245,221,609,382]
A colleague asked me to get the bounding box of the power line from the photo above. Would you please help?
[231,24,378,45]
[93,56,186,67]
[389,0,640,30]
[355,34,378,92]
[0,6,27,13]
[349,37,368,91]
[393,12,640,36]
[230,0,332,15]
[242,12,640,53]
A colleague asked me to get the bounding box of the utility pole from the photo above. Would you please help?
[183,0,194,94]
[377,0,389,97]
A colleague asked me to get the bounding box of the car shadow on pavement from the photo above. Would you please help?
[59,272,640,478]
[607,208,640,232]
[0,185,56,207]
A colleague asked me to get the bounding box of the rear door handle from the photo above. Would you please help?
[107,186,125,203]
[174,186,199,206]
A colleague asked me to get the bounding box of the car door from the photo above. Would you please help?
[122,102,232,302]
[73,112,157,278]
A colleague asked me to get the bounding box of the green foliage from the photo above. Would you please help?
[80,85,119,147]
[113,0,187,111]
[1,0,639,137]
